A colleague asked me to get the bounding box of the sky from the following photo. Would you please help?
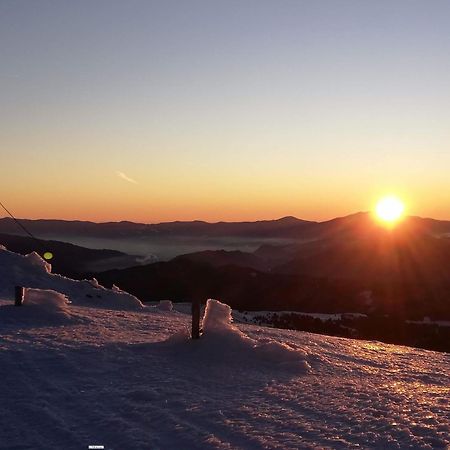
[1,0,449,223]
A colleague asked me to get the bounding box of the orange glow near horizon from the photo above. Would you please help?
[1,177,448,224]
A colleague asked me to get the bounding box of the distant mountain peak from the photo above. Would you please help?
[277,216,301,222]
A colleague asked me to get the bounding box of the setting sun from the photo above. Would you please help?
[375,196,405,224]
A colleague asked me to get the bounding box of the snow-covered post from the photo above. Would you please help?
[191,299,201,339]
[15,286,24,306]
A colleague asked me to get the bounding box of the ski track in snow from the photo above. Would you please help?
[0,300,449,450]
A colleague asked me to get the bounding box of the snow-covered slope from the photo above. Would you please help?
[0,246,449,449]
[0,295,449,449]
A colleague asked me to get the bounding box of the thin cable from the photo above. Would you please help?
[0,200,38,240]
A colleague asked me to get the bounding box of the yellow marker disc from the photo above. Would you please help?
[43,252,53,260]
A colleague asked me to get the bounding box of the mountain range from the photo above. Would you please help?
[1,213,449,322]
[1,213,450,239]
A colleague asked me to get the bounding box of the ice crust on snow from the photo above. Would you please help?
[0,246,144,310]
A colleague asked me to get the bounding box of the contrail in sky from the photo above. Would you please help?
[116,171,138,184]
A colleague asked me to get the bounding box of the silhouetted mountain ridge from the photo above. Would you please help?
[1,213,449,240]
[0,216,315,239]
[89,213,450,320]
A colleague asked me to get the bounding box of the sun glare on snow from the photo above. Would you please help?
[375,196,405,225]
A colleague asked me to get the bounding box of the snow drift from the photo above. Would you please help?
[0,288,84,325]
[24,288,70,310]
[157,300,173,311]
[0,246,144,310]
[170,299,310,371]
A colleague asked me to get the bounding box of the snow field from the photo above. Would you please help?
[1,298,448,449]
[0,246,449,449]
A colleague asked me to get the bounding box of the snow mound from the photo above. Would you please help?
[25,251,51,273]
[0,246,144,311]
[172,299,310,371]
[88,278,101,288]
[202,298,234,332]
[78,283,144,310]
[142,300,175,313]
[157,300,173,311]
[0,288,84,325]
[24,288,70,310]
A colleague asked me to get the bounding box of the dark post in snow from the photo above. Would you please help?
[15,286,24,306]
[191,298,201,339]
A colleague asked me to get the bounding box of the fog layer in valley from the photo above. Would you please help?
[40,234,294,262]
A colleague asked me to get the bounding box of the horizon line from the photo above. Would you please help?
[1,211,449,226]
